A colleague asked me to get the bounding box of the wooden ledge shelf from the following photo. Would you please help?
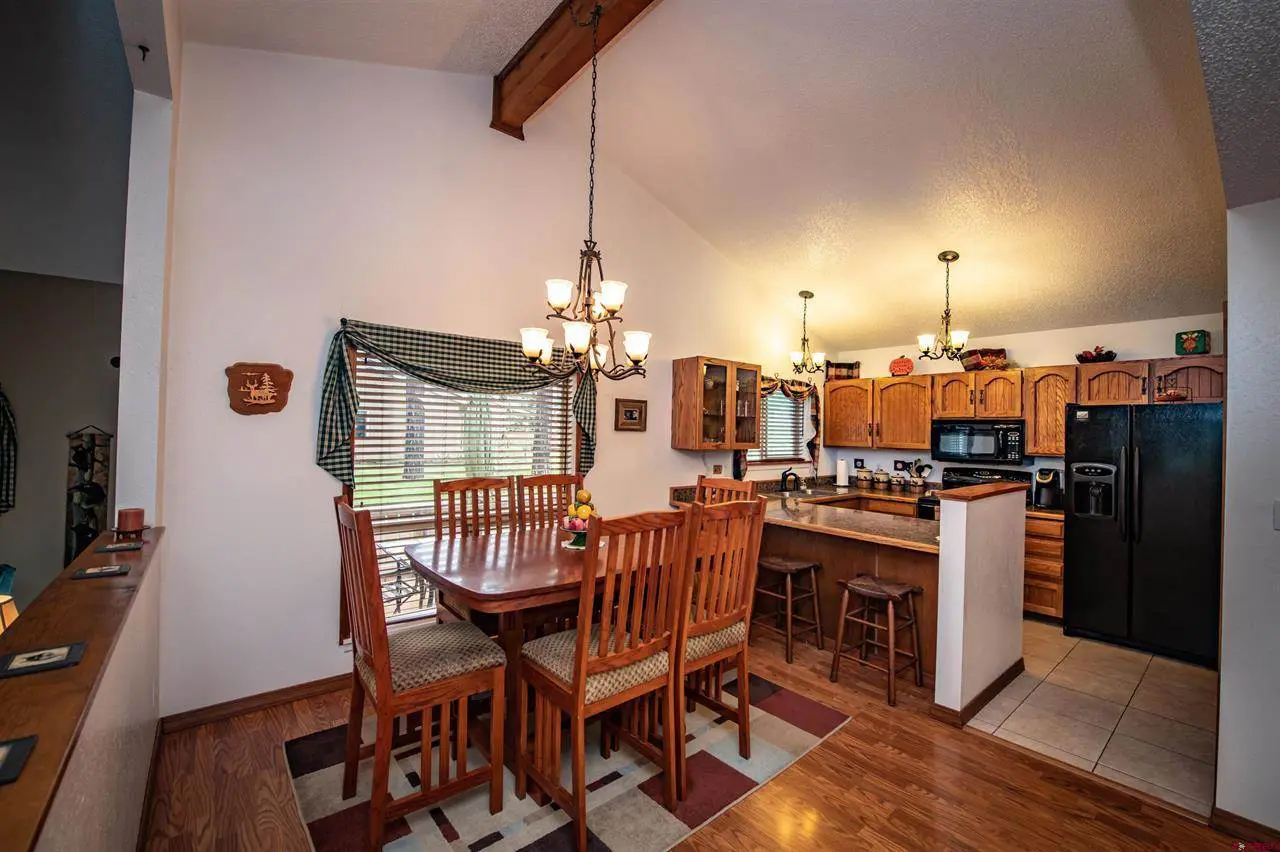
[938,482,1029,502]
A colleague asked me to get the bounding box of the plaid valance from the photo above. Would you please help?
[316,319,595,487]
[0,387,15,514]
[755,375,821,472]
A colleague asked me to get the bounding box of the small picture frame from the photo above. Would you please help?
[0,736,37,785]
[0,644,85,678]
[73,564,131,580]
[614,399,648,432]
[1176,330,1211,356]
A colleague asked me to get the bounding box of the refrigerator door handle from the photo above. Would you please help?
[1133,445,1142,543]
[1118,444,1128,542]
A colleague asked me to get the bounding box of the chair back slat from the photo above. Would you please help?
[434,477,515,537]
[334,497,391,699]
[682,498,766,642]
[694,475,758,506]
[516,474,583,529]
[572,509,692,700]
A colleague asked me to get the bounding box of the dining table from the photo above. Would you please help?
[405,527,598,756]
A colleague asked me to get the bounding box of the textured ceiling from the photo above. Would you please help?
[533,0,1227,349]
[180,0,562,74]
[1190,0,1280,209]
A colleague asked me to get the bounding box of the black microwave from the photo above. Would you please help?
[931,420,1026,464]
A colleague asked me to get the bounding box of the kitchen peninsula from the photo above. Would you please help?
[755,483,1028,724]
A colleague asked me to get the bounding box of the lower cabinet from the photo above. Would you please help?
[1024,514,1064,618]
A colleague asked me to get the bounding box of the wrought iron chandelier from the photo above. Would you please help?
[790,291,826,374]
[918,250,970,361]
[518,4,650,381]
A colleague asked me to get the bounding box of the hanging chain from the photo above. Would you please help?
[585,5,602,244]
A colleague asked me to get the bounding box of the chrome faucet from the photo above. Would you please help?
[780,467,802,493]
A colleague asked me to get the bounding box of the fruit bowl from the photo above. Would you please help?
[1076,347,1117,364]
[560,523,588,550]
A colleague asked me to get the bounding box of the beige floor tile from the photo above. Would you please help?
[1024,682,1125,731]
[966,719,998,734]
[1115,707,1217,765]
[1129,679,1218,732]
[1000,703,1113,763]
[1023,654,1061,679]
[1046,660,1142,705]
[1093,764,1212,817]
[1097,734,1216,803]
[1063,640,1152,679]
[973,693,1023,727]
[1144,656,1219,694]
[992,726,1096,771]
[999,672,1043,703]
[1022,619,1067,641]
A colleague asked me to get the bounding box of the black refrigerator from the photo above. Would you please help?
[1063,403,1222,667]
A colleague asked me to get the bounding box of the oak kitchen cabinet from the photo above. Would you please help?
[671,356,761,451]
[823,379,874,447]
[1077,360,1152,405]
[1024,512,1065,618]
[1153,355,1225,404]
[824,376,930,450]
[930,370,1021,418]
[1023,366,1077,456]
[932,373,974,418]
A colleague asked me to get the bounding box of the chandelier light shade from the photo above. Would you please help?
[790,290,826,375]
[919,250,970,361]
[517,4,649,382]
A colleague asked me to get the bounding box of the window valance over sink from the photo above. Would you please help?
[317,319,595,486]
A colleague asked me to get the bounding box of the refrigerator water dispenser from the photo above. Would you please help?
[1069,463,1116,519]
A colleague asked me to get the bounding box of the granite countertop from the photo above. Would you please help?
[765,499,941,554]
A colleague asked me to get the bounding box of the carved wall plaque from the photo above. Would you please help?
[225,363,294,415]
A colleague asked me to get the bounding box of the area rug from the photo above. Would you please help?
[285,674,848,851]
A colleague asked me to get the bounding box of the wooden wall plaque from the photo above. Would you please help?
[225,363,293,415]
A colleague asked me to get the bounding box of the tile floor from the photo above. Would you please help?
[967,619,1218,817]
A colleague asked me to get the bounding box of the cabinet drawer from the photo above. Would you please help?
[1025,536,1064,559]
[1024,577,1062,618]
[1026,556,1063,579]
[1025,517,1064,539]
[862,498,917,517]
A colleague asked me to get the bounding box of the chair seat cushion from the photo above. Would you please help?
[841,574,920,601]
[356,620,505,702]
[686,620,746,662]
[758,556,819,574]
[521,627,670,705]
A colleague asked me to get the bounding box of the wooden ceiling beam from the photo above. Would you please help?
[491,0,661,140]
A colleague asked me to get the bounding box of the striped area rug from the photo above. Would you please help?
[285,674,848,851]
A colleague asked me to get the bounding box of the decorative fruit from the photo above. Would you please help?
[575,504,593,521]
[576,489,592,504]
[889,355,914,376]
[568,517,586,531]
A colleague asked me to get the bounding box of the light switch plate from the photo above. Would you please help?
[854,458,866,469]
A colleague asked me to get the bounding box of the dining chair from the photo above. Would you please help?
[515,509,693,852]
[334,497,507,850]
[674,498,766,800]
[693,474,758,505]
[515,473,583,529]
[433,476,516,536]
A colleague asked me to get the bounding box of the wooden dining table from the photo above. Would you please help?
[405,527,597,754]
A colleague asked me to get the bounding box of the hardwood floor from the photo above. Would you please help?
[142,634,1230,851]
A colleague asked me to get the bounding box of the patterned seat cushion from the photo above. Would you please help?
[685,620,747,662]
[521,627,670,705]
[356,620,505,702]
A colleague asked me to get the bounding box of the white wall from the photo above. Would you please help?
[0,273,122,607]
[159,44,830,714]
[0,0,133,284]
[1217,198,1280,831]
[830,312,1224,477]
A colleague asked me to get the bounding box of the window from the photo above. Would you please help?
[350,349,574,622]
[747,392,807,464]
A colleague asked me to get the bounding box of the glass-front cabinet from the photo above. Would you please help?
[671,357,761,451]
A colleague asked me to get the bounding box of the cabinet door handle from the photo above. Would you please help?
[979,389,986,406]
[1140,376,1148,397]
[969,389,975,404]
[867,422,873,438]
[875,422,881,439]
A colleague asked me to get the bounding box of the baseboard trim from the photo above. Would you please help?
[929,657,1025,728]
[161,673,352,735]
[136,720,163,851]
[1211,806,1280,843]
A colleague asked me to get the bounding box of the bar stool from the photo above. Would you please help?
[829,575,923,706]
[752,556,824,664]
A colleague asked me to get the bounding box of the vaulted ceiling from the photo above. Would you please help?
[181,0,1228,350]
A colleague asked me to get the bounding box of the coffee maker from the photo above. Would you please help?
[1034,468,1063,510]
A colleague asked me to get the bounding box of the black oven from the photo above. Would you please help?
[931,420,1025,464]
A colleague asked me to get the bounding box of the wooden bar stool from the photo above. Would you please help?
[829,575,923,706]
[751,556,824,664]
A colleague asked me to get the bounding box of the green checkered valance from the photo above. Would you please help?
[316,319,595,486]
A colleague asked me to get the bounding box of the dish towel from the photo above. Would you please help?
[0,387,15,514]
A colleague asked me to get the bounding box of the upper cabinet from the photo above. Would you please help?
[1078,360,1151,405]
[973,370,1023,418]
[1153,356,1225,404]
[932,373,974,418]
[824,379,874,447]
[671,357,761,451]
[873,376,932,450]
[1023,366,1077,456]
